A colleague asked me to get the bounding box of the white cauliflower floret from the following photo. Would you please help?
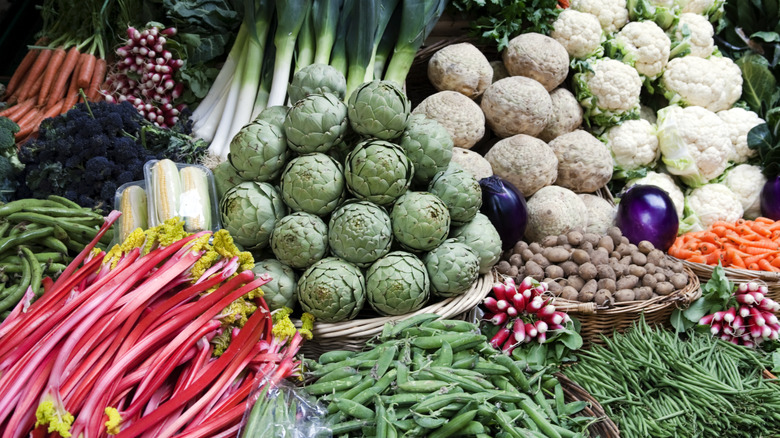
[602,119,660,178]
[660,56,742,112]
[574,58,642,127]
[626,171,685,219]
[672,13,715,58]
[717,108,764,164]
[571,0,629,33]
[656,105,732,187]
[611,21,670,78]
[551,10,604,59]
[683,183,743,232]
[722,164,767,220]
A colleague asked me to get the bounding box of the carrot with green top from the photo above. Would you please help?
[37,47,67,106]
[46,46,81,107]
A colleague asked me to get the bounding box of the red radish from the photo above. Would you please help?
[490,323,512,349]
[525,322,538,338]
[492,282,507,301]
[511,293,526,312]
[513,320,526,342]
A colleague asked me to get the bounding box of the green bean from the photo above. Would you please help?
[0,221,10,238]
[0,251,66,264]
[0,256,31,312]
[0,199,65,216]
[6,213,99,242]
[0,226,54,255]
[20,247,42,297]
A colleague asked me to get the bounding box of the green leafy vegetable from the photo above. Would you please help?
[0,117,23,203]
[736,53,779,116]
[670,264,734,332]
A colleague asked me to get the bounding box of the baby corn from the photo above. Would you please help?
[151,159,182,225]
[118,185,149,241]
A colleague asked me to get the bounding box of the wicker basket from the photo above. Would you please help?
[556,372,621,438]
[669,256,780,306]
[296,270,497,359]
[549,267,701,346]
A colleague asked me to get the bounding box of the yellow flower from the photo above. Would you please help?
[35,398,74,438]
[299,312,315,340]
[272,307,297,341]
[104,407,122,435]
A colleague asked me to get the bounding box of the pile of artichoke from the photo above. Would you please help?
[215,65,501,323]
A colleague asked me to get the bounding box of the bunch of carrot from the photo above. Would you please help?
[0,40,106,143]
[668,217,780,272]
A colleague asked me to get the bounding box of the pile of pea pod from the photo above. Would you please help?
[0,196,112,319]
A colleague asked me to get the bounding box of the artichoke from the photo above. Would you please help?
[252,259,297,311]
[344,139,413,206]
[450,212,502,274]
[284,93,349,154]
[212,160,245,199]
[428,163,482,225]
[390,191,450,252]
[280,153,346,216]
[220,182,287,249]
[399,114,454,187]
[270,212,329,269]
[366,251,430,316]
[328,201,393,267]
[347,80,411,140]
[255,105,289,129]
[288,63,347,103]
[297,257,366,323]
[423,240,480,297]
[228,120,288,182]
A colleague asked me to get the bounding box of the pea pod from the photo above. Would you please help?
[432,340,453,367]
[380,393,423,406]
[304,374,363,395]
[375,395,388,438]
[335,398,375,420]
[383,313,440,340]
[413,333,482,350]
[350,369,398,406]
[319,350,355,365]
[412,393,481,414]
[326,377,375,415]
[423,319,478,333]
[519,399,562,438]
[329,419,372,435]
[372,344,398,380]
[397,380,450,393]
[490,353,531,393]
[413,413,448,429]
[428,409,479,438]
[317,366,360,384]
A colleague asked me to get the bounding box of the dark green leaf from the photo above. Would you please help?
[558,329,584,351]
[681,298,709,324]
[670,308,696,332]
[773,351,780,373]
[163,0,239,34]
[748,123,773,154]
[703,264,734,302]
[736,53,778,114]
[751,31,780,42]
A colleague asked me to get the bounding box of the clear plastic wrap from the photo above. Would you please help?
[237,378,330,438]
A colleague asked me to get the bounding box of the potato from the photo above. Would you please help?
[591,248,610,266]
[631,252,647,266]
[583,233,600,246]
[620,236,630,245]
[606,226,623,243]
[594,289,613,306]
[597,264,616,281]
[545,279,563,296]
[509,253,524,267]
[496,260,512,275]
[529,242,542,254]
[642,274,657,289]
[598,278,616,292]
[620,256,633,269]
[516,266,526,279]
[563,243,573,251]
[578,280,598,302]
[567,230,584,246]
[557,234,569,246]
[542,235,559,247]
[614,289,636,302]
[644,262,656,275]
[598,235,615,253]
[670,273,688,290]
[637,240,655,254]
[608,258,623,276]
[654,272,667,283]
[508,265,520,278]
[531,253,551,269]
[524,260,544,280]
[571,249,590,265]
[656,282,675,296]
[616,275,639,290]
[670,261,684,273]
[645,249,664,267]
[610,251,621,259]
[628,265,646,278]
[545,264,565,279]
[634,286,653,300]
[578,241,594,253]
[565,275,585,292]
[560,286,579,301]
[520,249,535,263]
[561,261,580,277]
[614,243,629,257]
[543,247,570,263]
[513,240,528,253]
[578,262,597,281]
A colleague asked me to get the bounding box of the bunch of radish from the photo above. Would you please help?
[699,282,780,348]
[103,25,185,127]
[483,276,572,355]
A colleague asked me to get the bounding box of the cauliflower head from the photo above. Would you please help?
[602,119,660,178]
[682,183,743,233]
[551,10,604,59]
[571,0,629,33]
[656,105,732,187]
[717,107,764,164]
[722,164,766,220]
[672,13,715,58]
[574,58,642,127]
[676,0,724,17]
[627,0,680,30]
[626,170,685,219]
[660,56,742,112]
[609,20,670,79]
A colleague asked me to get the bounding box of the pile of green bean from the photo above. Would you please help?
[564,320,780,438]
[0,196,112,318]
[303,314,597,438]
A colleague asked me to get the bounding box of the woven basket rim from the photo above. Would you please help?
[549,266,701,315]
[669,255,780,283]
[294,270,497,340]
[555,372,621,437]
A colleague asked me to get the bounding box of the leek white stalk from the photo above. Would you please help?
[311,0,343,65]
[267,0,313,107]
[384,0,447,85]
[344,0,377,98]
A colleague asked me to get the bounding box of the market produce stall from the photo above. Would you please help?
[1,0,780,436]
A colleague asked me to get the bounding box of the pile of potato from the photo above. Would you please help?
[495,227,689,305]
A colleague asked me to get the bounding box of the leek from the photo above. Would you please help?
[329,0,354,76]
[383,0,447,85]
[295,8,315,73]
[311,0,343,65]
[251,27,278,120]
[345,0,378,98]
[372,7,401,80]
[365,0,401,82]
[267,0,313,107]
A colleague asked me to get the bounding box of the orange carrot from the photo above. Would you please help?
[0,98,35,119]
[61,62,83,113]
[5,49,39,98]
[727,247,747,269]
[17,47,52,102]
[748,262,760,271]
[46,46,81,108]
[758,259,779,272]
[77,53,96,89]
[14,108,42,140]
[19,70,45,106]
[40,101,64,121]
[743,251,779,266]
[771,257,780,268]
[688,255,707,263]
[704,251,722,265]
[755,217,775,225]
[86,57,107,102]
[37,47,67,106]
[698,242,717,254]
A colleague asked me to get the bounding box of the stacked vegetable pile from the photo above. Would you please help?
[215,69,501,322]
[0,214,310,437]
[303,314,599,437]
